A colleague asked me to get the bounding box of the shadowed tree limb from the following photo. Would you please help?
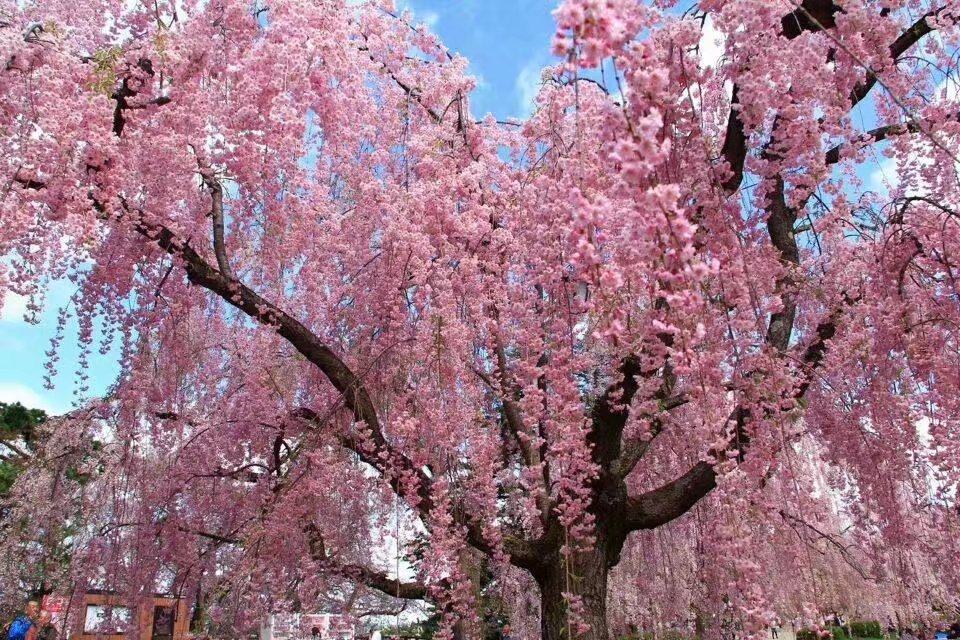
[718,3,949,197]
[623,313,840,531]
[200,170,231,279]
[304,523,430,600]
[849,5,956,108]
[824,114,960,166]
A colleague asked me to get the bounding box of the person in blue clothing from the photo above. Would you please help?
[4,601,39,640]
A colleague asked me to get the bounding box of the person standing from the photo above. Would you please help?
[948,621,960,640]
[5,601,39,640]
[33,612,57,640]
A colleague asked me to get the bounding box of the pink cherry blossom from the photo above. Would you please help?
[2,1,960,639]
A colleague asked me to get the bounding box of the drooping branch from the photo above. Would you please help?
[777,508,869,580]
[624,313,840,531]
[101,208,445,531]
[671,6,944,510]
[610,394,688,479]
[142,227,384,461]
[718,1,838,195]
[183,521,432,601]
[718,3,947,197]
[490,339,539,468]
[15,152,534,574]
[304,522,429,601]
[848,5,954,109]
[473,349,553,527]
[289,406,434,514]
[824,115,960,166]
[621,130,811,529]
[292,409,540,571]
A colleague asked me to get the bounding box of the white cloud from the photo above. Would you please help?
[699,16,726,70]
[0,292,28,322]
[0,381,63,414]
[471,72,489,91]
[420,10,439,28]
[865,75,960,196]
[867,156,899,195]
[935,74,960,103]
[515,57,549,116]
[395,0,439,28]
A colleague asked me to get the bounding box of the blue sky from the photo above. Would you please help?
[400,0,562,118]
[0,0,564,415]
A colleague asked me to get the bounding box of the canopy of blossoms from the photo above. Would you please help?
[1,0,959,638]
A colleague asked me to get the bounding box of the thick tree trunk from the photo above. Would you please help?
[535,544,611,640]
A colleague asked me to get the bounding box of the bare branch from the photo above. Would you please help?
[824,114,960,166]
[179,527,242,546]
[201,170,231,279]
[0,438,30,460]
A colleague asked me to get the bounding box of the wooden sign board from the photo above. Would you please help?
[70,592,189,640]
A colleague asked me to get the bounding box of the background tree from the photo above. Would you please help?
[2,0,960,638]
[0,403,96,625]
[0,401,46,498]
[0,401,47,623]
